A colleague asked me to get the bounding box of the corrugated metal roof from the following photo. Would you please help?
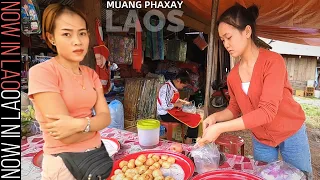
[260,37,320,57]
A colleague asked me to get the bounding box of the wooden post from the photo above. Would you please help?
[204,0,220,118]
[74,0,101,69]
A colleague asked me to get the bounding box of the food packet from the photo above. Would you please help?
[190,143,220,174]
[254,160,307,180]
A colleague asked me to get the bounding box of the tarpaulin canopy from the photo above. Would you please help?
[182,0,320,46]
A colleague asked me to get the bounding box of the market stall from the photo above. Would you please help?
[21,0,210,135]
[22,127,268,180]
[20,0,319,179]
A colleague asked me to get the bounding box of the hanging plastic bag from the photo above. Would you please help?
[182,101,197,114]
[254,161,306,180]
[21,0,41,35]
[193,32,208,50]
[190,143,220,174]
[107,100,124,130]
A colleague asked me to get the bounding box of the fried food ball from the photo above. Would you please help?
[160,155,168,161]
[125,171,136,179]
[122,166,129,172]
[119,161,129,168]
[162,161,171,169]
[114,169,123,175]
[137,155,147,163]
[138,165,148,174]
[135,159,143,167]
[114,173,125,180]
[152,169,163,177]
[153,162,161,169]
[128,161,135,169]
[144,169,153,175]
[133,174,140,180]
[138,174,153,180]
[158,159,164,165]
[167,157,175,164]
[165,176,175,180]
[152,155,160,162]
[154,176,165,180]
[145,158,155,166]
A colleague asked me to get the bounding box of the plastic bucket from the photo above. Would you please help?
[137,119,160,149]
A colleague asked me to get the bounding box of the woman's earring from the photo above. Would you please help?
[52,41,55,45]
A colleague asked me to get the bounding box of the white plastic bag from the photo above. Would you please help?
[190,143,220,174]
[254,161,306,180]
[182,101,197,114]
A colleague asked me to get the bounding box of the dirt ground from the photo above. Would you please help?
[220,96,320,179]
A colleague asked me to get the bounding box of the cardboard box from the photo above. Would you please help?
[295,90,305,97]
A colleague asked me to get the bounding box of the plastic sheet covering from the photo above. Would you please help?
[166,39,187,62]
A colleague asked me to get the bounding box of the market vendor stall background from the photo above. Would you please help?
[21,0,320,179]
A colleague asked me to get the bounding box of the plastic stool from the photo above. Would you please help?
[215,134,245,156]
[160,121,185,143]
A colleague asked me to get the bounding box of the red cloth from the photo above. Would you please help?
[157,82,201,128]
[95,65,111,94]
[132,20,143,72]
[94,19,111,94]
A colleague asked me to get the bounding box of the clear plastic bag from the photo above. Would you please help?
[182,101,197,114]
[190,143,220,174]
[254,161,306,180]
[108,100,124,130]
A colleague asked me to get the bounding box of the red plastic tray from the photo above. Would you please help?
[192,170,262,180]
[32,150,43,168]
[108,150,195,180]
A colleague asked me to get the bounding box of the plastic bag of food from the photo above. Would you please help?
[254,161,306,180]
[182,101,197,114]
[190,143,220,174]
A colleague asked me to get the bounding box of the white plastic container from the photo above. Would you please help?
[315,90,320,98]
[137,119,160,149]
[307,80,315,87]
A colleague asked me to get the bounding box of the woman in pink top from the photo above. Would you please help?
[28,4,112,180]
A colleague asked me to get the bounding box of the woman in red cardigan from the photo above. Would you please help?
[199,3,312,178]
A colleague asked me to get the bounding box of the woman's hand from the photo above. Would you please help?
[203,114,217,132]
[178,98,191,105]
[40,114,86,140]
[174,101,184,108]
[198,124,222,146]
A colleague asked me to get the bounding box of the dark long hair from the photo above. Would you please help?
[217,3,259,46]
[175,69,191,84]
